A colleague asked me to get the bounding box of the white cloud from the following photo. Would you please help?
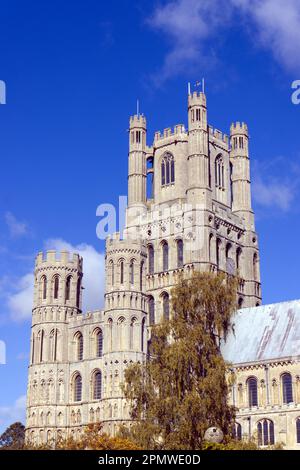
[0,395,26,428]
[147,0,300,83]
[7,273,34,322]
[4,212,28,238]
[4,239,104,322]
[252,158,300,212]
[252,175,295,211]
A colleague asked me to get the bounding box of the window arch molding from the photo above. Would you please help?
[52,274,60,300]
[72,372,82,402]
[161,240,169,272]
[74,331,83,361]
[160,291,170,321]
[92,327,103,358]
[91,369,102,400]
[161,152,175,186]
[257,419,275,446]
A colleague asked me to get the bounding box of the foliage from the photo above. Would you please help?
[122,271,238,450]
[25,423,140,450]
[0,422,25,449]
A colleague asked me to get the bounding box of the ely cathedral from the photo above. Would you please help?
[25,90,300,449]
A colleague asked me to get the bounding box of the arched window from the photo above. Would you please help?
[236,247,242,273]
[253,252,259,281]
[93,370,102,400]
[76,277,81,308]
[177,239,183,268]
[109,260,114,286]
[148,245,154,274]
[216,238,222,270]
[31,333,35,364]
[49,328,58,361]
[296,418,300,443]
[257,419,274,446]
[108,318,113,351]
[120,260,124,284]
[247,377,258,407]
[149,296,155,325]
[130,260,134,285]
[161,153,175,186]
[282,373,293,404]
[75,332,83,361]
[141,318,145,351]
[162,241,168,272]
[162,292,170,321]
[118,317,125,349]
[41,276,47,300]
[65,275,71,301]
[238,297,244,309]
[233,422,242,441]
[73,373,82,402]
[215,155,225,189]
[53,276,59,299]
[140,261,144,291]
[95,329,103,357]
[38,329,44,362]
[130,317,136,350]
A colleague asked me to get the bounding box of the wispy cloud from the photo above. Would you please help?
[147,0,300,84]
[252,158,300,213]
[4,212,28,238]
[4,239,105,323]
[0,395,26,428]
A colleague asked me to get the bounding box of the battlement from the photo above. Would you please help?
[129,114,146,129]
[106,232,146,253]
[154,124,187,142]
[35,250,83,269]
[230,121,248,136]
[208,126,229,144]
[188,91,206,107]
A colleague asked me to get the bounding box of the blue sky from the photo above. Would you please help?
[0,0,300,432]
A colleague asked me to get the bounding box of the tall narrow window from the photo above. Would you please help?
[74,373,82,402]
[161,160,165,186]
[130,260,134,285]
[149,296,155,325]
[177,239,183,268]
[236,247,242,272]
[215,155,225,189]
[161,153,175,186]
[162,241,168,272]
[130,318,136,350]
[93,371,102,400]
[109,260,114,286]
[216,238,221,270]
[76,278,81,308]
[171,159,175,183]
[233,422,242,440]
[120,261,124,284]
[96,329,103,357]
[282,373,293,404]
[108,319,113,351]
[253,253,259,281]
[141,318,145,352]
[296,418,300,443]
[53,276,59,299]
[31,333,35,364]
[163,292,169,321]
[257,419,274,446]
[39,330,44,362]
[140,261,144,291]
[148,245,154,274]
[42,276,47,300]
[247,377,258,407]
[76,333,83,361]
[65,276,71,301]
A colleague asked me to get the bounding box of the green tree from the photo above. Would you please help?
[122,272,238,450]
[0,422,25,449]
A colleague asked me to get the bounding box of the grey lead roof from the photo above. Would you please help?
[221,300,300,364]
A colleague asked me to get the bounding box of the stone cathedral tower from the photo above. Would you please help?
[25,90,261,445]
